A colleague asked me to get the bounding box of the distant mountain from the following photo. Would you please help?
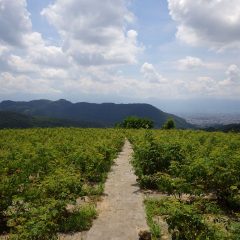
[0,111,34,129]
[0,111,103,129]
[204,123,240,133]
[0,99,193,129]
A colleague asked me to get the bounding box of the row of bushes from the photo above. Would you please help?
[0,128,125,239]
[130,130,240,239]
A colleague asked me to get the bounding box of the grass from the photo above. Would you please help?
[144,196,240,240]
[59,204,97,233]
[144,199,162,239]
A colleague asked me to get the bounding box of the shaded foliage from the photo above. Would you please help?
[162,118,176,129]
[0,111,102,129]
[116,116,154,129]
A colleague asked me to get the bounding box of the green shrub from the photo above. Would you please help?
[162,118,176,130]
[116,116,154,129]
[59,204,97,233]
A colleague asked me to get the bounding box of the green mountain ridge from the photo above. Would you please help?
[204,123,240,132]
[0,111,103,129]
[0,99,194,129]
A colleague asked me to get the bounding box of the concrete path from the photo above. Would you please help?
[85,140,148,240]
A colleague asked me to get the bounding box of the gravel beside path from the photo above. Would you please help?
[85,139,148,240]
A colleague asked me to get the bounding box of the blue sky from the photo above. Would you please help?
[0,0,240,113]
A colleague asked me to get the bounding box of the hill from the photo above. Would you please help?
[204,123,240,132]
[0,111,103,129]
[0,99,193,129]
[0,111,34,129]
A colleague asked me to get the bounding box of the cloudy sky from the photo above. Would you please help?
[0,0,240,113]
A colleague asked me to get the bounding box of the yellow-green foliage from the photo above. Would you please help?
[131,130,240,201]
[1,128,240,239]
[0,128,124,239]
[130,129,240,239]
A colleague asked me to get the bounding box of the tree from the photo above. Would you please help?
[162,118,176,129]
[116,116,154,129]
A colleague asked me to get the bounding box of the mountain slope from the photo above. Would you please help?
[0,99,193,129]
[204,123,240,132]
[0,111,103,129]
[0,111,34,128]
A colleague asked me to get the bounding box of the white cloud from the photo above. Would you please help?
[0,0,239,101]
[178,56,204,70]
[179,65,240,98]
[177,56,223,70]
[7,54,38,73]
[40,68,69,79]
[0,72,61,95]
[168,0,240,49]
[0,0,72,96]
[4,34,70,76]
[29,44,68,68]
[194,76,217,94]
[0,1,70,73]
[0,0,31,46]
[141,62,167,83]
[220,64,240,86]
[42,0,142,66]
[0,45,9,56]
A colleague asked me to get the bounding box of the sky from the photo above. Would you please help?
[0,0,240,113]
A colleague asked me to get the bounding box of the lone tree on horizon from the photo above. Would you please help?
[116,116,154,129]
[162,118,176,129]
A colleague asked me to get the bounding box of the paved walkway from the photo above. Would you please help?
[85,140,148,240]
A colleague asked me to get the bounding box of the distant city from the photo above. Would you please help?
[179,113,240,127]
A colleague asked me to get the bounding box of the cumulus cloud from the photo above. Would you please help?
[1,0,239,101]
[2,32,70,78]
[42,0,142,66]
[27,39,69,68]
[193,76,217,94]
[168,0,240,49]
[0,0,31,46]
[0,0,72,97]
[0,0,143,98]
[7,54,38,73]
[220,64,240,86]
[141,62,167,83]
[177,56,223,70]
[0,0,70,71]
[180,65,240,98]
[0,72,61,95]
[178,56,204,70]
[0,45,8,55]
